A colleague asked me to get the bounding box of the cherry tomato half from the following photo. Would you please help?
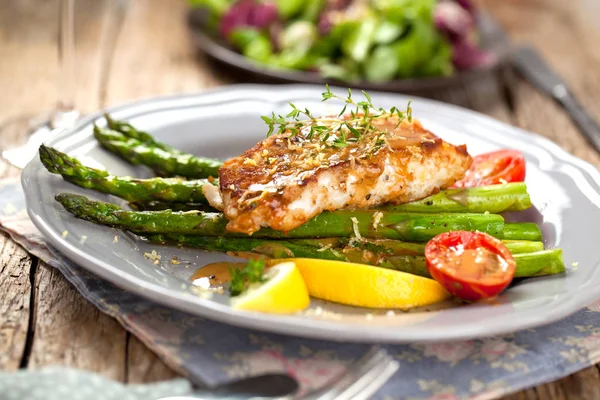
[453,149,526,188]
[425,231,516,301]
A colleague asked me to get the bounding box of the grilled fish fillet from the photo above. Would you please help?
[208,117,471,234]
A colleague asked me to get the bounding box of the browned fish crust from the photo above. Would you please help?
[218,117,471,234]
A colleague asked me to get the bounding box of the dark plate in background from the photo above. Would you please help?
[187,8,511,93]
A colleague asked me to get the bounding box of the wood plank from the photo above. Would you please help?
[0,0,111,122]
[0,232,33,371]
[0,0,192,383]
[553,366,600,400]
[0,0,60,122]
[0,40,47,374]
[429,71,513,125]
[102,0,226,108]
[459,72,514,123]
[0,0,132,379]
[27,264,127,380]
[126,334,180,383]
[512,81,600,166]
[0,121,28,177]
[501,388,539,400]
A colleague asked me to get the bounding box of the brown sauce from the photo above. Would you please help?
[190,258,276,290]
[189,262,243,290]
[374,118,438,149]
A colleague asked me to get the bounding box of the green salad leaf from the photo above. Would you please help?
[280,21,317,52]
[363,45,399,82]
[373,20,406,45]
[300,0,326,22]
[342,18,378,62]
[276,0,304,19]
[203,0,469,82]
[243,35,272,63]
[229,27,262,50]
[320,60,361,82]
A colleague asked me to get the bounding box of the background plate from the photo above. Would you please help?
[187,10,511,93]
[22,85,600,343]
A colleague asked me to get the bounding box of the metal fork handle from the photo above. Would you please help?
[157,347,398,400]
[302,346,398,400]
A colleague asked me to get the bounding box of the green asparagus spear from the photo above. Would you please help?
[144,234,564,278]
[349,238,542,254]
[144,233,541,257]
[512,249,565,277]
[147,235,348,261]
[386,183,532,213]
[502,240,544,254]
[40,145,214,204]
[159,236,422,258]
[289,238,542,256]
[93,125,223,179]
[105,114,175,152]
[128,200,212,212]
[502,222,542,241]
[56,193,506,241]
[93,127,129,142]
[385,250,565,278]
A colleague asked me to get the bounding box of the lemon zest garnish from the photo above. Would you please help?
[317,244,333,252]
[350,217,362,241]
[372,211,383,231]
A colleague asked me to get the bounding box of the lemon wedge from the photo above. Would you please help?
[231,262,310,314]
[270,258,451,309]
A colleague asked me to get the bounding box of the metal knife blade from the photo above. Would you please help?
[512,46,566,97]
[513,46,600,153]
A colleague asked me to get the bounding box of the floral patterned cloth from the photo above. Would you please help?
[2,177,600,400]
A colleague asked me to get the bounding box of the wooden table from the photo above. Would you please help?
[1,0,600,397]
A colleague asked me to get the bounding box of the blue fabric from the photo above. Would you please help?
[2,178,599,400]
[0,367,190,400]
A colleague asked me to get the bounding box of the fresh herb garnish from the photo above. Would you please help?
[229,258,266,296]
[359,241,395,256]
[261,85,413,149]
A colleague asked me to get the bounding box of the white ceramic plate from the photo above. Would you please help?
[22,85,600,343]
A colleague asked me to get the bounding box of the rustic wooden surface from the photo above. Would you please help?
[1,0,600,397]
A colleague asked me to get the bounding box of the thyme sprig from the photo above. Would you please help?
[229,258,266,297]
[261,85,413,148]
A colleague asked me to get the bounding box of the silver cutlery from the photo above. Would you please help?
[159,345,399,400]
[512,45,600,152]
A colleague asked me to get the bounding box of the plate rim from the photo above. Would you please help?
[22,84,600,343]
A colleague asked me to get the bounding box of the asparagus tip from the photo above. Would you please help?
[56,193,124,223]
[104,113,115,127]
[39,144,60,174]
[92,123,102,137]
[55,192,76,206]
